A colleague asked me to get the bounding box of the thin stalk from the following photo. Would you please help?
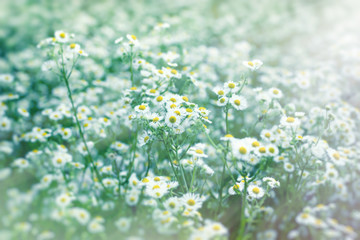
[59,46,107,191]
[238,178,248,237]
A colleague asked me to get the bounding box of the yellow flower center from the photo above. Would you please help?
[150,89,156,93]
[252,141,260,147]
[239,147,247,155]
[228,83,235,89]
[138,105,146,111]
[187,199,196,206]
[286,117,295,123]
[153,117,159,122]
[234,99,241,106]
[195,149,203,154]
[259,147,266,153]
[59,32,66,38]
[332,152,340,160]
[70,43,76,49]
[252,187,260,194]
[169,116,177,123]
[156,96,163,102]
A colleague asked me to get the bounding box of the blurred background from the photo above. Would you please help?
[1,0,360,239]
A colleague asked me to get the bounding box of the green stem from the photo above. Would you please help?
[238,178,248,237]
[59,46,106,191]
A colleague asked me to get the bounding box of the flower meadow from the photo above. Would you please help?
[1,0,360,239]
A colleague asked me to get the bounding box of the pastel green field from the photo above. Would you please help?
[0,0,359,239]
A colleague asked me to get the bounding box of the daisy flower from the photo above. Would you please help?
[138,131,152,146]
[243,59,263,71]
[284,162,295,172]
[213,86,227,97]
[115,218,131,232]
[217,97,228,107]
[247,185,265,199]
[67,43,81,53]
[164,197,181,213]
[126,34,139,46]
[165,112,182,128]
[188,144,208,158]
[230,95,248,110]
[181,193,205,211]
[268,87,283,99]
[224,81,239,92]
[56,193,72,208]
[18,109,29,118]
[55,30,70,43]
[134,103,150,114]
[280,115,300,128]
[228,182,244,195]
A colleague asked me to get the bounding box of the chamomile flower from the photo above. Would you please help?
[228,182,244,195]
[243,59,263,71]
[180,193,205,211]
[138,131,152,146]
[164,197,181,213]
[52,152,72,167]
[247,185,265,199]
[280,115,300,128]
[262,177,280,189]
[115,218,131,232]
[213,87,227,97]
[56,193,72,208]
[188,144,208,158]
[230,95,248,110]
[224,81,239,92]
[87,219,105,234]
[327,148,345,166]
[268,87,283,99]
[220,134,234,141]
[165,112,181,128]
[55,30,70,43]
[135,103,150,114]
[0,117,11,131]
[205,220,228,237]
[67,43,80,53]
[146,88,159,97]
[72,208,90,225]
[232,138,251,159]
[13,158,30,169]
[146,182,168,198]
[284,162,295,172]
[217,97,228,107]
[126,34,139,46]
[257,229,278,240]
